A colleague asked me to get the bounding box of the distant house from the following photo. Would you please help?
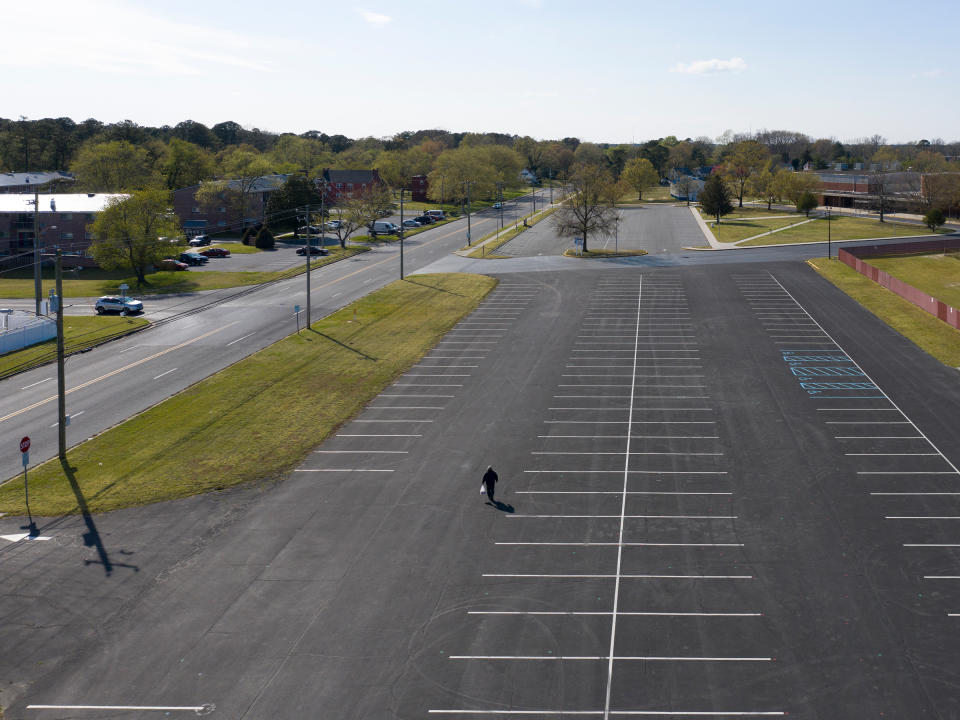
[318,169,383,205]
[0,171,74,194]
[410,175,428,202]
[668,169,705,202]
[173,174,291,236]
[0,193,127,268]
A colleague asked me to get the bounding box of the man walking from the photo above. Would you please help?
[482,466,498,503]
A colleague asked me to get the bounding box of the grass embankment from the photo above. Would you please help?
[0,273,496,516]
[738,216,944,247]
[0,247,366,298]
[867,251,960,309]
[619,184,674,204]
[808,257,960,367]
[0,316,149,377]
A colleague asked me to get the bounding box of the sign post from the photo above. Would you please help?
[19,436,35,536]
[294,305,301,333]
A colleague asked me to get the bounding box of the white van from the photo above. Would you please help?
[424,209,445,221]
[368,221,400,237]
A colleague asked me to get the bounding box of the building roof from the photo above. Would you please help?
[0,171,74,188]
[322,169,379,185]
[0,193,128,213]
[228,174,291,193]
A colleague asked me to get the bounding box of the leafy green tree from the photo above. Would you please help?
[552,164,619,252]
[622,158,659,200]
[724,140,769,207]
[745,162,781,210]
[639,140,669,178]
[71,140,160,191]
[88,189,181,285]
[196,149,275,232]
[427,147,498,204]
[328,185,393,248]
[255,227,275,249]
[162,139,215,189]
[699,174,734,223]
[772,171,822,210]
[797,190,818,216]
[374,147,434,188]
[924,208,945,232]
[265,175,322,231]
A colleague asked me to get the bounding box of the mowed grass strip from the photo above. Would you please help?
[0,273,496,516]
[739,216,943,246]
[0,247,366,298]
[708,214,811,243]
[808,257,960,367]
[0,315,149,377]
[867,251,960,309]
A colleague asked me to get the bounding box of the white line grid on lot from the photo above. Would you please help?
[737,272,960,618]
[303,283,539,475]
[436,276,780,719]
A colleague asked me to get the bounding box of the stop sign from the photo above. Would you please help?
[19,436,30,453]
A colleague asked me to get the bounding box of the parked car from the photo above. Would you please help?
[95,296,144,315]
[402,218,422,228]
[368,221,401,237]
[198,247,231,258]
[179,251,209,265]
[158,258,188,271]
[414,215,434,224]
[188,234,211,246]
[324,219,342,230]
[424,209,445,221]
[492,202,503,209]
[377,208,393,218]
[296,245,329,256]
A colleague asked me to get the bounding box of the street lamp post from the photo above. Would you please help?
[399,187,405,279]
[827,203,832,259]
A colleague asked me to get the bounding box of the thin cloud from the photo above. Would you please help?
[0,1,274,75]
[358,9,392,25]
[918,68,944,78]
[671,57,747,75]
[518,0,545,7]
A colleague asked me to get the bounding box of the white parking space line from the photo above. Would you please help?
[524,470,727,475]
[26,705,212,714]
[905,544,960,547]
[873,492,960,496]
[482,574,752,579]
[448,655,768,661]
[226,332,257,347]
[495,541,742,547]
[887,516,960,519]
[531,452,722,456]
[467,611,759,616]
[21,377,53,390]
[538,435,719,439]
[153,368,177,380]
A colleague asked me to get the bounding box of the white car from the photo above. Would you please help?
[95,296,144,315]
[324,220,342,230]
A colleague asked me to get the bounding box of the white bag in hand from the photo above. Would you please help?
[480,483,487,495]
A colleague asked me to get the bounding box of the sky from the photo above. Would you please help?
[3,0,957,145]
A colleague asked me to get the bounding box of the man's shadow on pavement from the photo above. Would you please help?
[486,500,514,513]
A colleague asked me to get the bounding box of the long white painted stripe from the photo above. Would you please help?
[353,419,433,422]
[26,706,211,713]
[450,655,767,661]
[467,611,759,616]
[515,491,732,495]
[336,434,422,437]
[494,542,743,547]
[506,514,737,519]
[314,450,407,454]
[531,451,722,456]
[21,377,53,390]
[887,516,960,519]
[524,470,727,474]
[294,469,394,472]
[226,331,256,347]
[152,368,178,380]
[482,573,752,579]
[904,544,960,547]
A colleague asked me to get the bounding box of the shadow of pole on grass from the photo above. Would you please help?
[307,328,377,362]
[60,458,139,577]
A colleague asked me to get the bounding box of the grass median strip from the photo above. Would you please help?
[808,257,960,367]
[0,273,496,516]
[0,316,149,377]
[738,216,944,246]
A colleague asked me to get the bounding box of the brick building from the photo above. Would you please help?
[173,174,291,237]
[317,169,383,205]
[410,175,429,202]
[0,193,126,268]
[817,171,921,211]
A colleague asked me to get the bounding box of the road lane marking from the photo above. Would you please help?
[226,331,257,347]
[21,377,53,390]
[0,323,237,425]
[26,705,213,714]
[50,410,84,427]
[467,611,758,616]
[449,655,767,661]
[153,368,177,380]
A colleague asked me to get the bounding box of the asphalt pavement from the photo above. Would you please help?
[3,259,960,718]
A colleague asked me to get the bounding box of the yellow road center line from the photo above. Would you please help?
[0,322,238,425]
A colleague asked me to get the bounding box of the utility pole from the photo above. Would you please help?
[827,204,832,259]
[532,179,537,214]
[399,187,405,279]
[466,181,472,246]
[304,204,311,328]
[55,249,66,462]
[32,189,42,315]
[497,182,504,232]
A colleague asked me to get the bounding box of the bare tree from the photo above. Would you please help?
[552,164,619,252]
[328,185,392,248]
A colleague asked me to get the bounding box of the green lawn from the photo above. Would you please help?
[808,257,960,367]
[707,213,812,243]
[213,242,260,254]
[0,247,366,298]
[0,273,496,516]
[619,184,673,204]
[738,216,942,246]
[867,251,960,309]
[0,316,149,378]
